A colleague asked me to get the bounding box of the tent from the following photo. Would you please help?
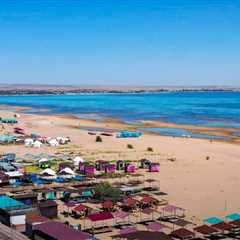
[59,167,75,178]
[48,139,59,147]
[73,156,84,167]
[33,140,42,148]
[25,138,34,146]
[40,169,56,179]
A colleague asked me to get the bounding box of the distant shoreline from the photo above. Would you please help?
[0,89,239,96]
[0,84,239,95]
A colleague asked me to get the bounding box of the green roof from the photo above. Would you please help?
[0,195,25,209]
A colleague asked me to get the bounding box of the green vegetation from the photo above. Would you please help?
[96,136,103,142]
[94,182,122,201]
[147,147,153,152]
[127,144,133,149]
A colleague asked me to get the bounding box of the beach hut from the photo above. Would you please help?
[117,160,125,170]
[73,156,84,167]
[149,163,160,172]
[95,160,108,171]
[88,212,114,234]
[84,165,96,175]
[140,159,152,169]
[105,164,116,173]
[193,225,219,237]
[125,163,136,173]
[33,140,42,148]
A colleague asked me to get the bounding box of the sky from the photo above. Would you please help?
[0,0,239,86]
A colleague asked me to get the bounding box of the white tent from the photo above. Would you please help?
[33,140,42,148]
[73,156,84,166]
[39,158,48,163]
[60,167,75,175]
[41,168,56,176]
[24,138,33,146]
[49,139,59,147]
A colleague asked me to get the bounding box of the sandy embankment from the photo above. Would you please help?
[0,110,240,223]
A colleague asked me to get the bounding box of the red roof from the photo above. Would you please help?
[102,200,114,209]
[194,225,219,235]
[171,228,195,239]
[35,221,92,240]
[88,212,114,222]
[141,196,156,204]
[212,222,233,231]
[73,204,87,212]
[124,197,138,206]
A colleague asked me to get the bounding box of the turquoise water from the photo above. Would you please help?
[141,127,229,140]
[0,92,240,129]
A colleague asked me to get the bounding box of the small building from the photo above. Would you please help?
[26,213,49,238]
[0,195,36,232]
[38,200,58,219]
[11,192,38,205]
[33,220,95,240]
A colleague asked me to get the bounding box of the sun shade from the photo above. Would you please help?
[88,212,114,222]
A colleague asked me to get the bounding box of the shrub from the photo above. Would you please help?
[127,144,133,149]
[94,182,121,201]
[96,136,102,142]
[147,147,153,152]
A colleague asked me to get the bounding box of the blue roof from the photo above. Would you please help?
[204,217,224,224]
[0,195,25,209]
[226,213,240,221]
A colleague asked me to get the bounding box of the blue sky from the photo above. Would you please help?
[0,0,239,86]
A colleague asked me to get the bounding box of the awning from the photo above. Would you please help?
[88,212,114,222]
[204,217,224,225]
[194,225,219,235]
[226,213,240,221]
[74,204,87,212]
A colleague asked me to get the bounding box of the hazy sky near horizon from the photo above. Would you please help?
[0,1,239,86]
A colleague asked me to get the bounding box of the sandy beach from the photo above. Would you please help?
[0,109,240,224]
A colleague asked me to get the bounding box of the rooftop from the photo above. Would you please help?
[0,195,25,210]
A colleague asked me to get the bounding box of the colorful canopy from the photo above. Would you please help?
[147,222,169,232]
[162,204,182,212]
[119,227,138,235]
[142,208,154,215]
[88,212,113,222]
[204,217,224,225]
[114,210,129,219]
[212,222,233,231]
[141,196,156,204]
[194,225,219,235]
[226,213,240,221]
[171,228,195,239]
[102,200,114,209]
[74,204,87,212]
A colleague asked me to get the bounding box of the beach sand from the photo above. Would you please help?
[0,110,240,225]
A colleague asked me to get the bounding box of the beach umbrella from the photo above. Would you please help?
[60,167,75,175]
